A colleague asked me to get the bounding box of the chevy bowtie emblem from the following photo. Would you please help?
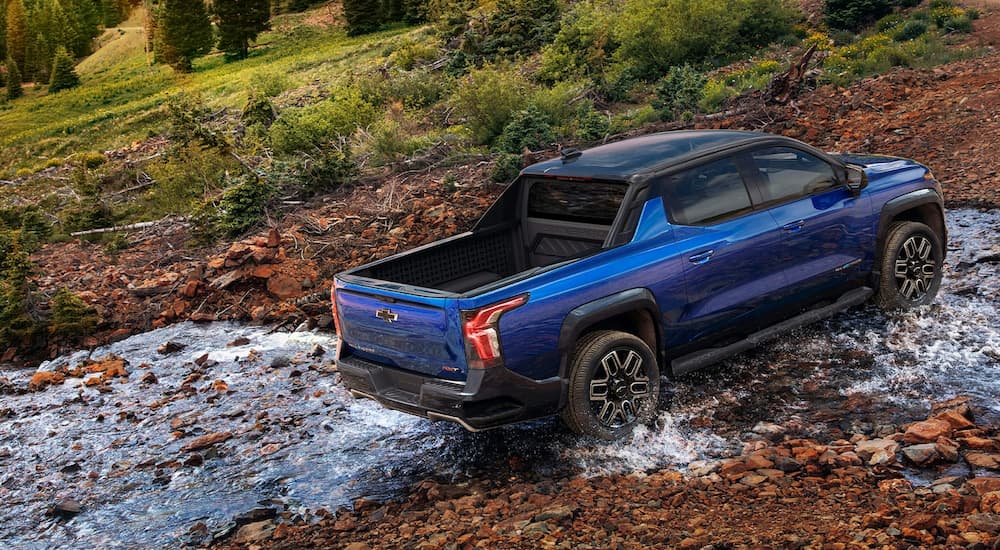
[375,308,398,323]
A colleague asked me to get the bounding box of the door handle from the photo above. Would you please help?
[688,250,715,264]
[782,220,805,232]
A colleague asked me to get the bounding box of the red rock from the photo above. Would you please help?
[181,431,232,452]
[251,246,277,264]
[960,436,1000,452]
[250,265,275,279]
[266,274,301,299]
[936,437,960,462]
[266,229,281,248]
[934,409,975,430]
[1,348,15,362]
[29,371,66,391]
[903,418,952,443]
[180,280,200,298]
[967,478,1000,495]
[190,313,216,322]
[745,455,774,470]
[981,492,1000,514]
[966,452,1000,470]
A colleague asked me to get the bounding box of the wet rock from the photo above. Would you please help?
[751,421,785,438]
[902,444,939,466]
[903,418,953,444]
[28,371,65,391]
[309,343,325,358]
[228,337,251,347]
[180,431,233,452]
[234,520,275,543]
[967,452,1000,470]
[140,372,157,384]
[270,355,290,369]
[157,341,186,355]
[184,454,204,467]
[967,477,1000,495]
[968,513,1000,534]
[934,409,975,430]
[960,436,1000,452]
[855,438,899,459]
[47,498,81,519]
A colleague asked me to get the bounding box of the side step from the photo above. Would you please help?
[671,286,874,377]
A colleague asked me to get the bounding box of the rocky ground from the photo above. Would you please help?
[219,398,1000,549]
[2,3,1000,549]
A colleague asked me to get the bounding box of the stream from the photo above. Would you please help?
[0,209,997,548]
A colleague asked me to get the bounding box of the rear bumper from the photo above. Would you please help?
[337,353,562,431]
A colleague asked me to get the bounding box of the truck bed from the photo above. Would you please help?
[351,222,609,294]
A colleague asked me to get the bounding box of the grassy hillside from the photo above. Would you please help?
[0,7,417,173]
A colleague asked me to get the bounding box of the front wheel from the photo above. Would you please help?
[876,221,944,310]
[561,330,660,440]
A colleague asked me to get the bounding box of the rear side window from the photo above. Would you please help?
[662,158,753,225]
[527,179,627,225]
[751,147,838,203]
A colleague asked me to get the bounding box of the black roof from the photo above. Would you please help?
[521,130,771,181]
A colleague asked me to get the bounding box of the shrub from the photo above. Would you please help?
[476,0,561,59]
[249,70,293,98]
[391,40,440,70]
[699,60,782,112]
[0,230,41,351]
[824,0,892,31]
[491,153,522,183]
[79,152,107,169]
[290,143,359,195]
[531,81,588,130]
[216,175,279,236]
[241,91,276,128]
[493,106,556,154]
[48,288,98,338]
[143,145,235,217]
[537,0,620,84]
[449,64,532,145]
[367,114,433,165]
[270,89,378,154]
[614,0,799,80]
[575,106,610,142]
[894,19,928,41]
[652,65,707,121]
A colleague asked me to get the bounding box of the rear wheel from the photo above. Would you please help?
[561,330,660,440]
[876,221,943,310]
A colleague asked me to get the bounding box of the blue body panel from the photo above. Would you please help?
[335,142,941,390]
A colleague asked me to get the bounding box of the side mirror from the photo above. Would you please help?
[845,165,868,194]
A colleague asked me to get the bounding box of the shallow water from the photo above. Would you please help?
[0,209,997,548]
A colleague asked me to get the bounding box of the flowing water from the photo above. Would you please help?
[0,209,997,548]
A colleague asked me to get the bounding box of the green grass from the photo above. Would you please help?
[0,7,418,175]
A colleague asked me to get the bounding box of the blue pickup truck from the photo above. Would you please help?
[332,130,946,439]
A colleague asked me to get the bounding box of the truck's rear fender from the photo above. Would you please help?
[464,237,686,384]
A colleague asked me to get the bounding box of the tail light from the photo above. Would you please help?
[330,284,342,335]
[461,294,528,369]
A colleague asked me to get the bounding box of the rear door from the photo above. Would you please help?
[660,156,788,347]
[747,146,868,309]
[335,282,467,381]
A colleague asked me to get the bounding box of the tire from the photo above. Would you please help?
[561,330,660,440]
[876,221,944,310]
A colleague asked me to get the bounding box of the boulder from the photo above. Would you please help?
[902,444,939,465]
[903,418,952,444]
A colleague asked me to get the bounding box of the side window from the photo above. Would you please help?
[662,158,753,225]
[752,147,838,203]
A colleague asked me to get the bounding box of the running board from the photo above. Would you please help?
[670,286,874,377]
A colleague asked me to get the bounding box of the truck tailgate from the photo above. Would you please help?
[336,287,466,380]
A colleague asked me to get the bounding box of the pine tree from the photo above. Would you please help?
[157,0,213,72]
[5,0,27,74]
[0,0,7,61]
[214,0,271,60]
[48,46,78,92]
[342,0,381,36]
[5,56,22,100]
